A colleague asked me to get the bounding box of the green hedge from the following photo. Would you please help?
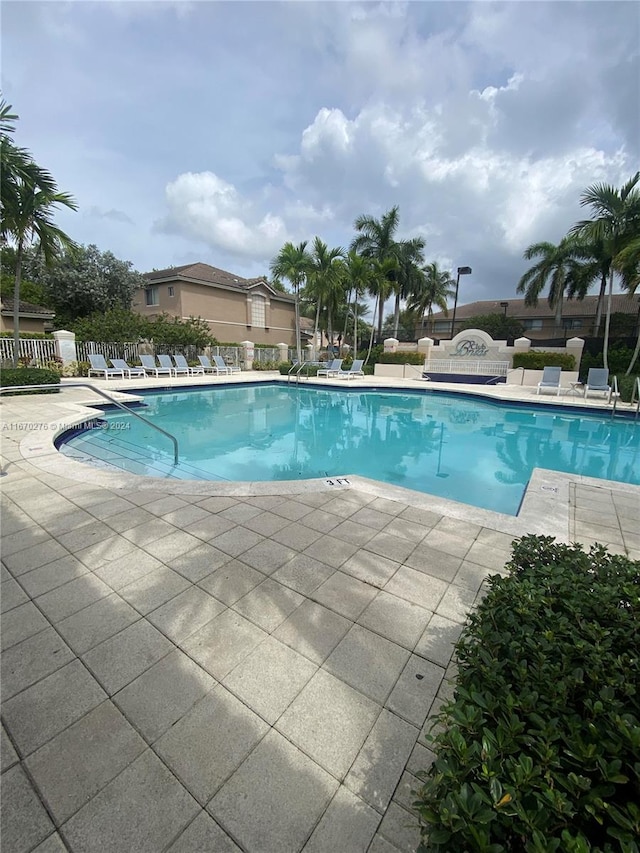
[0,331,54,340]
[277,362,319,376]
[0,367,61,394]
[616,373,640,403]
[415,535,640,852]
[378,352,425,365]
[512,351,576,370]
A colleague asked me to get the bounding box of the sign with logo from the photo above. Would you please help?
[452,338,489,358]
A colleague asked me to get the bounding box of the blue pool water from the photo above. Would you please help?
[58,384,640,515]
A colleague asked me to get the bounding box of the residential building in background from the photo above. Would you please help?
[133,263,298,345]
[0,298,55,334]
[421,294,640,341]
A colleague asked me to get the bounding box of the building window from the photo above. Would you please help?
[168,286,175,297]
[523,319,543,331]
[251,295,266,328]
[562,318,582,330]
[145,287,159,306]
[433,321,451,333]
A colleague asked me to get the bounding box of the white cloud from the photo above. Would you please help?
[157,172,290,261]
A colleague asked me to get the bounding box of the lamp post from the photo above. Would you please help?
[450,266,472,337]
[500,301,509,317]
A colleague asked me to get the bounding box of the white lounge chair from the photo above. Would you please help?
[173,355,204,376]
[317,359,343,378]
[197,356,221,374]
[139,355,173,377]
[156,354,183,376]
[336,359,365,380]
[536,366,561,396]
[212,355,241,374]
[110,358,145,379]
[88,354,125,380]
[584,368,611,399]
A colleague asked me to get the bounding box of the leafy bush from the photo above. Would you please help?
[252,359,280,371]
[415,535,640,853]
[378,352,425,365]
[0,331,54,339]
[615,373,640,403]
[579,345,636,382]
[459,313,525,340]
[512,351,576,370]
[72,308,217,348]
[0,367,61,394]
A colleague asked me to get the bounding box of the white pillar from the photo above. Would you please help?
[513,336,531,354]
[277,343,289,363]
[417,337,433,364]
[241,340,254,371]
[384,337,399,353]
[565,336,585,371]
[53,330,77,365]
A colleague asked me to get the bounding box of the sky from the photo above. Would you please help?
[2,0,639,311]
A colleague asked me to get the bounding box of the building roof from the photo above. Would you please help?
[429,294,639,321]
[0,298,55,318]
[143,263,295,301]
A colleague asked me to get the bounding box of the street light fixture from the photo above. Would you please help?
[450,266,472,337]
[500,301,509,317]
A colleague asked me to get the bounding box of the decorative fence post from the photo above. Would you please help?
[241,341,254,371]
[384,337,398,354]
[53,330,77,365]
[565,337,585,371]
[277,343,289,364]
[417,337,433,365]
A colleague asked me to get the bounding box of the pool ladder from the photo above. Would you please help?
[610,376,640,420]
[0,382,180,464]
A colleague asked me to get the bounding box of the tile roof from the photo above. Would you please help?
[429,294,639,321]
[0,298,55,317]
[143,263,294,301]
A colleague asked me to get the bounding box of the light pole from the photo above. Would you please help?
[450,266,472,337]
[500,301,509,317]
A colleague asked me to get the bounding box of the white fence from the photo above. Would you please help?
[76,341,140,363]
[0,337,57,364]
[424,359,510,377]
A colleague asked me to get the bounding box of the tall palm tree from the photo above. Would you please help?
[517,237,582,332]
[341,251,373,353]
[5,182,77,365]
[569,172,640,370]
[351,206,401,342]
[269,241,312,362]
[391,238,426,338]
[305,238,344,351]
[407,262,456,335]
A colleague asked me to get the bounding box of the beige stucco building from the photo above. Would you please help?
[0,299,55,334]
[134,263,298,346]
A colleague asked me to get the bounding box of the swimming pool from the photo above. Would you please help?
[58,383,640,516]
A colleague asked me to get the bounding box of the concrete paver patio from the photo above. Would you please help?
[1,376,638,852]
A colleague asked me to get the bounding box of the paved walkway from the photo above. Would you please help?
[1,377,638,853]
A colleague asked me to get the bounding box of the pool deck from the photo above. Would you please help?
[1,373,638,853]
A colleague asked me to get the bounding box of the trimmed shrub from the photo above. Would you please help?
[277,362,319,376]
[0,367,61,394]
[512,351,576,370]
[378,352,425,365]
[616,373,640,403]
[415,535,640,853]
[252,360,280,371]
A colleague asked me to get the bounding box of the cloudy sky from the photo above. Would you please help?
[3,0,638,308]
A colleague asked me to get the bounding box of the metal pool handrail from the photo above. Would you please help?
[0,383,179,465]
[631,376,640,419]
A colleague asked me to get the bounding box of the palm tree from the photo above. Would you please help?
[351,206,401,342]
[305,238,345,352]
[569,172,640,370]
[5,181,77,365]
[269,241,312,362]
[517,237,583,332]
[391,238,426,338]
[408,262,456,335]
[341,251,373,353]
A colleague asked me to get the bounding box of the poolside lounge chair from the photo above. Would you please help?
[173,354,205,376]
[197,355,220,374]
[110,358,146,379]
[584,368,611,399]
[336,359,365,380]
[536,366,561,396]
[155,354,183,376]
[139,355,173,377]
[88,354,125,380]
[317,359,343,378]
[212,355,241,375]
